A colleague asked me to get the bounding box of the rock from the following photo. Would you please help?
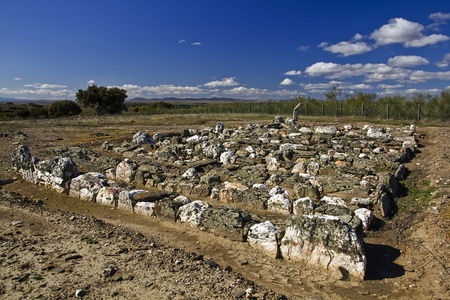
[134,202,156,217]
[293,197,315,215]
[378,192,395,218]
[11,145,35,180]
[75,289,86,298]
[367,128,390,139]
[202,206,253,241]
[273,116,284,124]
[220,151,237,165]
[178,200,212,227]
[280,214,366,281]
[33,156,79,193]
[215,121,224,133]
[117,189,148,212]
[203,144,226,159]
[132,132,155,145]
[354,208,373,230]
[116,158,138,184]
[69,172,107,201]
[182,168,199,180]
[96,187,124,207]
[186,135,203,143]
[315,125,337,135]
[247,221,281,259]
[267,194,292,215]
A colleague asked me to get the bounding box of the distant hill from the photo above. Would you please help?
[129,97,243,101]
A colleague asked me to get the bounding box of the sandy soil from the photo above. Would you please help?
[0,117,448,299]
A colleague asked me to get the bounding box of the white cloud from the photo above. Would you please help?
[318,42,328,48]
[435,53,450,68]
[370,18,424,46]
[13,77,22,81]
[87,79,95,85]
[323,41,372,56]
[405,34,449,47]
[297,45,309,51]
[204,77,239,87]
[0,87,73,98]
[280,78,294,85]
[428,12,450,30]
[192,42,203,46]
[304,62,411,82]
[23,83,68,89]
[378,84,404,89]
[284,70,302,76]
[370,17,449,47]
[178,39,186,43]
[301,80,371,92]
[352,33,364,41]
[387,55,429,67]
[142,84,203,95]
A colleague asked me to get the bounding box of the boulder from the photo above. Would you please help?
[177,200,212,227]
[132,131,155,145]
[315,125,337,135]
[203,144,226,159]
[202,206,253,241]
[34,157,79,193]
[220,151,236,165]
[267,194,292,215]
[96,186,124,207]
[354,208,373,230]
[69,172,107,201]
[134,201,157,217]
[11,145,38,181]
[367,128,390,139]
[247,221,281,259]
[116,158,138,184]
[117,189,148,212]
[215,121,224,133]
[280,215,366,281]
[182,168,199,180]
[293,197,315,215]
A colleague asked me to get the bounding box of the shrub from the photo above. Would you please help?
[48,100,82,118]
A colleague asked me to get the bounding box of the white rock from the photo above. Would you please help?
[132,131,155,145]
[247,221,281,259]
[321,196,346,207]
[252,183,269,192]
[69,172,106,201]
[174,195,191,205]
[182,168,199,179]
[96,186,124,207]
[186,135,203,143]
[269,185,291,196]
[354,208,373,230]
[117,189,148,212]
[267,194,292,215]
[134,202,156,217]
[220,151,236,165]
[178,200,212,227]
[315,125,337,135]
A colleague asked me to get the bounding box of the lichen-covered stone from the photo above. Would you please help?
[293,197,315,215]
[178,200,212,227]
[247,221,281,259]
[116,158,138,184]
[69,172,107,201]
[280,215,366,281]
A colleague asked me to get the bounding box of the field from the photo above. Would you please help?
[0,113,448,299]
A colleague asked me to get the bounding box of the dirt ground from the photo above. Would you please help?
[0,117,448,299]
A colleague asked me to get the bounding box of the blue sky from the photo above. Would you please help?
[1,0,449,101]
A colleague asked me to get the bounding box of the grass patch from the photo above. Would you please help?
[397,179,437,213]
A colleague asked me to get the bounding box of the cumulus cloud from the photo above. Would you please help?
[192,42,203,46]
[404,34,449,47]
[304,62,412,82]
[378,84,404,89]
[280,78,294,85]
[284,70,302,76]
[0,87,73,98]
[87,79,95,85]
[13,77,22,81]
[323,41,372,56]
[204,77,239,87]
[370,18,424,46]
[178,39,186,43]
[370,17,449,47]
[387,55,429,67]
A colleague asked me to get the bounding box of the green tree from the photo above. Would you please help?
[325,86,343,102]
[76,85,128,116]
[48,100,82,118]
